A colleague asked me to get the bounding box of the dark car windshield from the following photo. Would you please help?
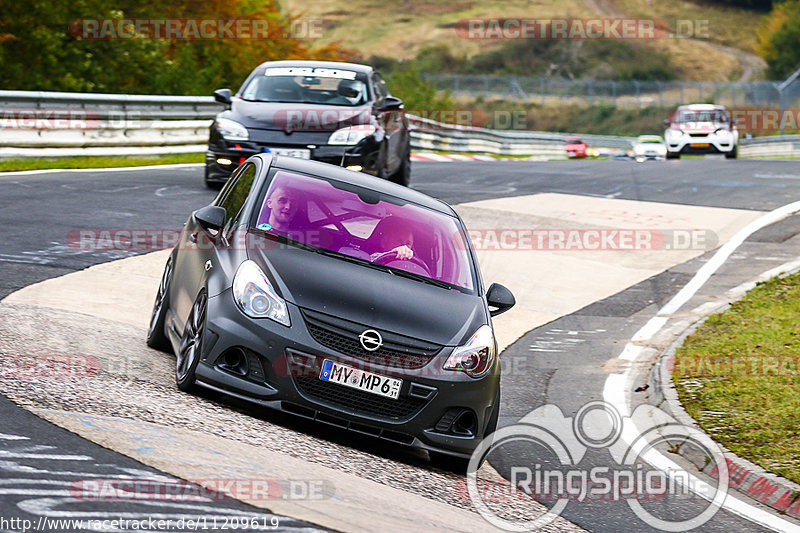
[240,67,368,106]
[253,170,476,292]
[566,139,583,144]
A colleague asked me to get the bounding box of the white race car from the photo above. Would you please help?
[632,135,666,161]
[664,104,738,159]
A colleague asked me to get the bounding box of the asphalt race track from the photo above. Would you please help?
[2,158,800,532]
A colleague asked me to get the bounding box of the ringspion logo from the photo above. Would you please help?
[466,401,728,530]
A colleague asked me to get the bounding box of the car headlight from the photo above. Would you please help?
[443,325,496,378]
[232,260,289,326]
[656,145,667,155]
[328,125,377,145]
[215,117,249,141]
[633,146,645,155]
[665,129,683,138]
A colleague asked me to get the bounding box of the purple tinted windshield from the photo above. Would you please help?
[255,170,475,291]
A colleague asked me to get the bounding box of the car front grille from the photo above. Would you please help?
[293,376,428,420]
[301,309,442,370]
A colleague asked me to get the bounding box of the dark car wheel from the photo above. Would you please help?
[146,257,173,352]
[205,165,225,190]
[725,146,738,159]
[388,152,411,186]
[666,151,680,160]
[176,290,207,392]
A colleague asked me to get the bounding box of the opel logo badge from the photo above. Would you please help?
[359,329,383,352]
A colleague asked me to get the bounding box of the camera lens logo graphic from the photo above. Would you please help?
[466,401,728,532]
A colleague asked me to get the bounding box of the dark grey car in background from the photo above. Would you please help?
[205,61,411,188]
[148,154,515,468]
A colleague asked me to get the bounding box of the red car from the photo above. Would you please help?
[565,136,588,158]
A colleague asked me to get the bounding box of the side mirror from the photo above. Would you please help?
[486,283,515,317]
[214,88,232,105]
[194,205,226,232]
[663,119,671,126]
[378,96,403,111]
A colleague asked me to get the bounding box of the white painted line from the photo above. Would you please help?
[411,153,453,162]
[0,452,92,460]
[604,199,800,532]
[0,433,29,440]
[0,163,203,177]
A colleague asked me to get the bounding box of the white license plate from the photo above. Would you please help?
[264,147,311,159]
[319,359,402,400]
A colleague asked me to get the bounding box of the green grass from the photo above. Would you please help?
[674,272,800,484]
[285,0,765,81]
[0,153,204,173]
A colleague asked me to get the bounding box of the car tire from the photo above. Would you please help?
[666,151,680,160]
[176,290,207,393]
[146,257,173,352]
[204,165,223,190]
[725,146,738,159]
[388,152,411,187]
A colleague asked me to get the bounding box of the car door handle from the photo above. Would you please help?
[189,232,198,243]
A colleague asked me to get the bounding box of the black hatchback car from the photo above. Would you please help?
[148,154,515,467]
[205,60,411,188]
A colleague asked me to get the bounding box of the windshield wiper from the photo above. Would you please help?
[311,246,393,272]
[384,267,456,291]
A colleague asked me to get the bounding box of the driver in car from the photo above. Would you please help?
[371,217,415,261]
[263,185,299,233]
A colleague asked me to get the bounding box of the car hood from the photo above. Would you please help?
[250,243,486,347]
[227,99,372,132]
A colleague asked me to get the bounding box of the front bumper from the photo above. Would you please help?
[665,133,736,155]
[205,140,382,185]
[195,289,500,458]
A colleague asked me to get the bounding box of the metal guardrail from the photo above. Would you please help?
[0,89,796,160]
[739,135,800,158]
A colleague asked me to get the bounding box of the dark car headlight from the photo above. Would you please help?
[215,117,249,141]
[232,260,290,326]
[327,125,376,145]
[443,325,496,378]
